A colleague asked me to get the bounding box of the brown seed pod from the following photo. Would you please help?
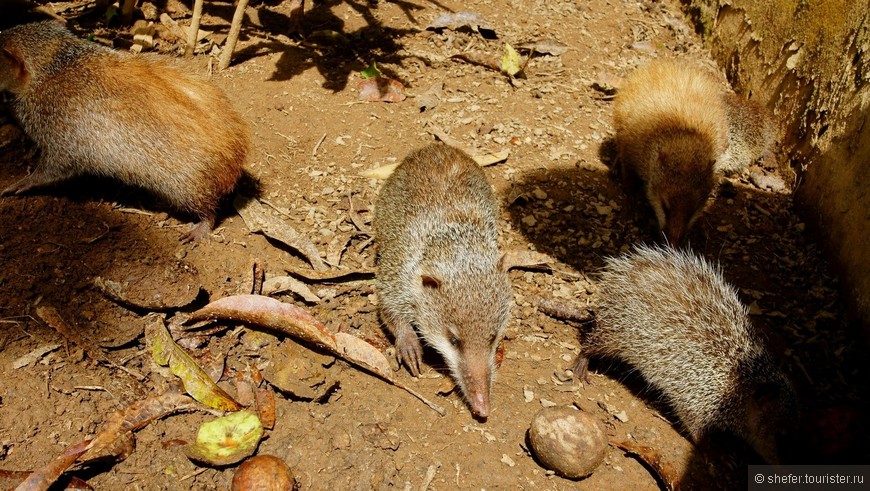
[529,407,607,479]
[231,455,295,491]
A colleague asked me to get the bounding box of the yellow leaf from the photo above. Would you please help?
[147,317,241,412]
[501,43,522,76]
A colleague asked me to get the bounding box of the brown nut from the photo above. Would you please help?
[529,406,607,479]
[231,454,295,491]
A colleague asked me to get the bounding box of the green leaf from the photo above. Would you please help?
[500,43,522,77]
[360,62,382,79]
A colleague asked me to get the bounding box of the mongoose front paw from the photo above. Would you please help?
[395,329,423,377]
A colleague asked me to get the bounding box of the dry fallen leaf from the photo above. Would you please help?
[12,343,61,369]
[416,81,443,112]
[188,295,446,415]
[93,276,201,311]
[517,38,569,56]
[0,471,90,490]
[255,385,277,430]
[427,11,494,36]
[611,439,680,491]
[148,316,242,412]
[233,195,327,271]
[501,249,581,279]
[357,77,406,103]
[79,390,198,465]
[361,163,399,179]
[14,439,92,491]
[534,297,594,323]
[473,149,510,166]
[36,305,146,382]
[262,275,321,303]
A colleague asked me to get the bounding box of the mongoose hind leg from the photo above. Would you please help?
[181,216,215,243]
[571,354,592,384]
[1,159,73,196]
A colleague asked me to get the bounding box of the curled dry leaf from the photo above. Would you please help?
[473,149,510,167]
[233,195,327,272]
[0,471,91,490]
[184,410,264,466]
[263,340,339,400]
[335,332,393,378]
[611,439,680,491]
[591,71,622,96]
[427,11,494,35]
[360,163,399,179]
[282,267,376,283]
[12,343,61,369]
[262,275,321,303]
[148,316,242,412]
[36,305,146,382]
[237,366,276,429]
[188,295,446,415]
[189,295,338,349]
[501,249,581,280]
[534,297,594,323]
[357,77,406,103]
[517,38,569,56]
[79,390,198,465]
[14,439,92,491]
[416,81,443,112]
[255,386,277,430]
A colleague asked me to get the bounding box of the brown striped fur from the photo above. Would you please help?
[0,21,248,241]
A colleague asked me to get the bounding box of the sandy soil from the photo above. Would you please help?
[0,0,867,489]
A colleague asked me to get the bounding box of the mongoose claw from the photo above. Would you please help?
[396,329,424,377]
[2,174,43,196]
[1,178,28,196]
[571,355,592,384]
[181,220,212,243]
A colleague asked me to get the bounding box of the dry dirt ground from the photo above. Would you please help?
[1,0,868,489]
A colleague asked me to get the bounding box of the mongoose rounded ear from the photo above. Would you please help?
[420,274,441,290]
[752,381,782,406]
[0,47,29,86]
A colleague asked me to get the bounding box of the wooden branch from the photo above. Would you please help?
[218,0,249,70]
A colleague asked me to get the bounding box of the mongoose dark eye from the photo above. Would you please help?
[449,335,461,347]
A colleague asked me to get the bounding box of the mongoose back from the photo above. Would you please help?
[574,245,797,463]
[718,92,776,173]
[614,59,729,246]
[374,143,512,418]
[0,21,248,241]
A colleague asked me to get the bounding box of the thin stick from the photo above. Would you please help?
[312,133,327,157]
[120,0,136,24]
[185,0,204,57]
[218,0,250,70]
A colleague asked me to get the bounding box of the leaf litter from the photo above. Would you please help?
[233,195,327,271]
[188,294,447,415]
